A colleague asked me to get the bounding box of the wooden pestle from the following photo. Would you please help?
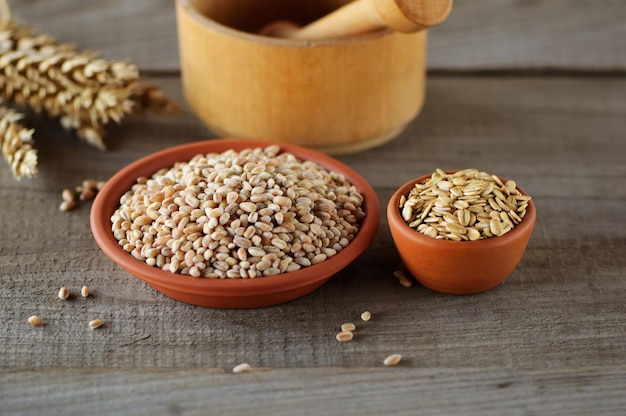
[261,0,453,40]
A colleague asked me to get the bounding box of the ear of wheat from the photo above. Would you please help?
[0,20,140,150]
[0,106,36,179]
[0,2,178,180]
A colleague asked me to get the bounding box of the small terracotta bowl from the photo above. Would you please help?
[91,139,380,308]
[387,173,536,295]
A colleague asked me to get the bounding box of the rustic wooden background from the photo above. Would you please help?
[1,1,625,415]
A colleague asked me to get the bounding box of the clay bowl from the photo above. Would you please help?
[91,139,380,308]
[387,172,536,295]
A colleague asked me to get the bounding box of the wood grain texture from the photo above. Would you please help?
[2,367,626,416]
[1,76,625,393]
[6,0,626,72]
[1,0,626,414]
[428,0,626,71]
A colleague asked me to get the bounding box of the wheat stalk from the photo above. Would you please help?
[0,21,140,150]
[0,1,178,180]
[0,106,37,179]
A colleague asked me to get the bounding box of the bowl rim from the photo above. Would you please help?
[386,171,536,252]
[90,139,380,297]
[177,0,396,47]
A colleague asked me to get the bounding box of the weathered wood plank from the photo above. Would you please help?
[2,367,626,416]
[429,0,626,71]
[6,0,626,71]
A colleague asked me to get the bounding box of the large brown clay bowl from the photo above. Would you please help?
[387,173,536,295]
[91,139,379,308]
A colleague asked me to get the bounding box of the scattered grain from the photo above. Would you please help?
[360,310,372,321]
[335,331,354,342]
[393,269,413,288]
[88,319,103,329]
[81,286,90,297]
[61,178,105,211]
[28,315,43,326]
[58,287,70,300]
[341,322,356,332]
[61,189,75,202]
[83,179,99,189]
[232,363,252,373]
[79,188,95,201]
[383,354,402,367]
[59,200,76,211]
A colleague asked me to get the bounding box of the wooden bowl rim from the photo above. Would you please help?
[177,0,395,47]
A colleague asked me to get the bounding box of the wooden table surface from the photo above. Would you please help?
[1,1,625,415]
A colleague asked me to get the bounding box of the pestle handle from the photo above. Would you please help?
[262,0,453,40]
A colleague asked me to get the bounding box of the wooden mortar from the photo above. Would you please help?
[176,0,442,154]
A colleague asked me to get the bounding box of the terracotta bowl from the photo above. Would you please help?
[387,173,536,295]
[90,139,380,308]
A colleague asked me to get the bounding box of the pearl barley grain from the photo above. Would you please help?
[336,331,354,342]
[360,311,371,321]
[393,269,413,288]
[28,315,43,326]
[58,287,70,300]
[62,189,74,202]
[383,354,402,367]
[232,363,252,373]
[81,286,90,297]
[89,319,103,329]
[341,323,356,332]
[59,200,76,211]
